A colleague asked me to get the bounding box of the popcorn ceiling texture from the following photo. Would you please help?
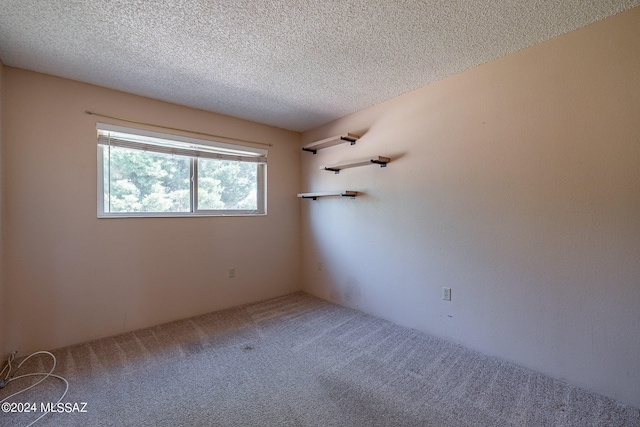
[0,0,638,131]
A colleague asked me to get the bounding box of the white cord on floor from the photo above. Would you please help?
[0,350,17,385]
[0,351,70,427]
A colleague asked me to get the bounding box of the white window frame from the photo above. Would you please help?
[96,123,267,217]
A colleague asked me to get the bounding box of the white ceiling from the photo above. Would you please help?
[0,1,638,132]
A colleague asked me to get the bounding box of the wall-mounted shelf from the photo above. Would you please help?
[321,156,390,174]
[297,191,358,200]
[301,133,360,154]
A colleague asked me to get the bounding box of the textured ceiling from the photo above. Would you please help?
[0,1,639,132]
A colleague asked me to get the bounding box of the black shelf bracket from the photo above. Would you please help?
[340,136,358,145]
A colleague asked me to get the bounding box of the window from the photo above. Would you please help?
[97,124,267,217]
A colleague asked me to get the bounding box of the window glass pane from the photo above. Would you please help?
[197,158,257,211]
[104,146,191,213]
[97,124,266,217]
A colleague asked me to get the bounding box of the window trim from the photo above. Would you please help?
[96,123,267,218]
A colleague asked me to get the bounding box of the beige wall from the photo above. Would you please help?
[3,68,301,354]
[301,7,640,407]
[0,61,4,358]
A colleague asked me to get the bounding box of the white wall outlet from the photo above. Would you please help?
[442,287,451,301]
[228,268,236,278]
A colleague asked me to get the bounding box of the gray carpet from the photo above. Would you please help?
[1,292,639,426]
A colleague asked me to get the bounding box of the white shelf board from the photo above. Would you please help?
[301,133,360,154]
[297,191,358,200]
[321,156,390,173]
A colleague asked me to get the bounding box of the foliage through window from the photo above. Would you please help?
[97,124,266,217]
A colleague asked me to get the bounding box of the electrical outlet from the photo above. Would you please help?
[442,287,451,301]
[228,268,236,278]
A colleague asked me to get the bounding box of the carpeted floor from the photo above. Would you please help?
[1,292,639,426]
